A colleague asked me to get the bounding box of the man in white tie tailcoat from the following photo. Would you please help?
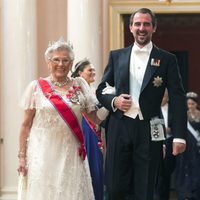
[96,8,187,200]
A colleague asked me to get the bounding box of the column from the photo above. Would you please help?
[67,0,103,86]
[0,0,37,199]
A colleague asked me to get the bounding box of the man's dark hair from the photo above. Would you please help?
[129,8,157,27]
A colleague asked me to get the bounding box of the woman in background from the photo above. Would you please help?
[176,92,200,200]
[72,58,104,200]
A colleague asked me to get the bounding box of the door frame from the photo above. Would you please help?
[109,0,200,50]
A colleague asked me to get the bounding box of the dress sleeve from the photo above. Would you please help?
[19,80,39,110]
[75,77,99,113]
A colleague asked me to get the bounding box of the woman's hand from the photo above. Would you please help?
[18,109,35,176]
[18,158,28,176]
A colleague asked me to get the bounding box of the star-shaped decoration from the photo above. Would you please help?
[153,76,163,87]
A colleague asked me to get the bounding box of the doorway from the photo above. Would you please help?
[123,13,200,95]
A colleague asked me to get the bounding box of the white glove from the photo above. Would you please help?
[102,82,116,95]
[96,107,109,121]
[97,82,116,121]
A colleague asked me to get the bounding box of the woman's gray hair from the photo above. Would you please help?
[44,38,75,62]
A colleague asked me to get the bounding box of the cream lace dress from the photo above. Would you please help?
[19,77,97,200]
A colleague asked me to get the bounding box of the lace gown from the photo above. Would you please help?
[19,77,96,200]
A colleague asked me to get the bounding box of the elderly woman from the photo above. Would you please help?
[17,39,101,200]
[72,58,104,200]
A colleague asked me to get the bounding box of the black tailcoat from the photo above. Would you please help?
[96,44,187,200]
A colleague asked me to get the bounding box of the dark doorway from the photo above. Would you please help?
[123,14,200,95]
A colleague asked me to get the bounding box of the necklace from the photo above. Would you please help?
[50,76,70,87]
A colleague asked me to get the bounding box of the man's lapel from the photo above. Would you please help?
[140,45,161,93]
[118,45,132,94]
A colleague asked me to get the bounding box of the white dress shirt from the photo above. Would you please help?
[162,103,186,144]
[161,103,168,128]
[161,103,172,139]
[124,42,153,119]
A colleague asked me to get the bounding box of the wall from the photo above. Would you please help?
[37,0,67,78]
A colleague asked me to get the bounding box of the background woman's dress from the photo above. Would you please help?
[82,115,103,200]
[19,78,96,200]
[176,118,200,200]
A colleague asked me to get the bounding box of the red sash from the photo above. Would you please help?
[38,79,86,160]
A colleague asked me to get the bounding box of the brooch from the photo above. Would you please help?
[151,58,160,67]
[153,76,163,87]
[66,85,81,103]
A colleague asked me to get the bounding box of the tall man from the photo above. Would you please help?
[96,8,187,200]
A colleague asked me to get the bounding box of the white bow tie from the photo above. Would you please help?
[133,47,148,54]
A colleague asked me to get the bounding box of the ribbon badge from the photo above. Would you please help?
[153,76,163,87]
[151,58,160,67]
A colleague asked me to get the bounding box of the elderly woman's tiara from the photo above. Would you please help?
[47,37,73,50]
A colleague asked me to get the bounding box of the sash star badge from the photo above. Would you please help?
[153,76,163,87]
[151,58,160,67]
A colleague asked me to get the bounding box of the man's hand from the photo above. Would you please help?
[172,142,186,156]
[114,94,132,112]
